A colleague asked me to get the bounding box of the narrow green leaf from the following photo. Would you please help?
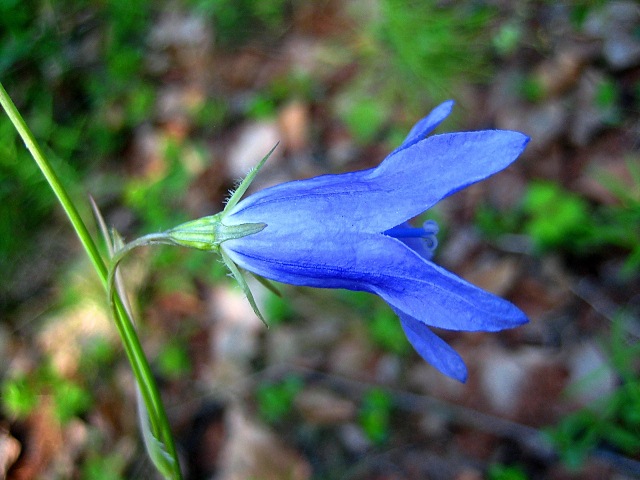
[137,387,176,479]
[0,82,183,479]
[220,248,268,327]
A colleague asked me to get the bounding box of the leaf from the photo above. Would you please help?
[136,387,176,479]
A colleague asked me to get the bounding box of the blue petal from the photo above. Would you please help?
[223,230,528,332]
[398,312,468,382]
[227,130,529,235]
[392,100,454,154]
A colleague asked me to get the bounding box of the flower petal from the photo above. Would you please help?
[223,230,527,332]
[392,100,454,154]
[227,130,529,234]
[398,312,468,382]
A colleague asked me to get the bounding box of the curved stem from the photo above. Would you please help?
[0,83,182,479]
[108,232,176,311]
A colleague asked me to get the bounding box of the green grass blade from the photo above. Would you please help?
[0,82,182,480]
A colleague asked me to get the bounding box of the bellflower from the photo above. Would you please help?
[152,100,529,382]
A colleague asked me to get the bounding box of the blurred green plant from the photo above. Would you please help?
[1,81,181,477]
[369,307,411,356]
[1,376,38,419]
[565,0,619,28]
[547,314,640,470]
[596,159,640,276]
[247,94,279,120]
[339,290,411,356]
[487,463,529,480]
[1,362,92,424]
[492,22,523,57]
[594,77,622,126]
[256,374,304,424]
[245,71,316,120]
[123,139,195,232]
[263,291,296,325]
[189,0,290,46]
[0,0,157,306]
[519,74,546,103]
[522,181,592,251]
[477,176,640,276]
[79,335,118,378]
[372,0,494,98]
[81,453,128,480]
[340,96,388,144]
[157,339,192,380]
[337,0,495,143]
[358,388,393,445]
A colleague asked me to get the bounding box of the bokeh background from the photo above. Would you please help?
[1,1,639,479]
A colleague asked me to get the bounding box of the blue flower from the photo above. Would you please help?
[169,101,529,382]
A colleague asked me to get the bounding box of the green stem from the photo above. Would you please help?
[0,83,182,479]
[109,233,178,296]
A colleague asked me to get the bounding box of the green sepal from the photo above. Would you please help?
[224,143,278,214]
[166,213,266,251]
[251,273,282,297]
[220,248,268,327]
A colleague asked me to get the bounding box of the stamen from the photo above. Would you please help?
[384,220,439,254]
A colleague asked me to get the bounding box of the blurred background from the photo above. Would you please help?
[1,1,639,479]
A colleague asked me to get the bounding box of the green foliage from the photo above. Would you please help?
[256,375,304,424]
[593,159,640,276]
[81,336,118,372]
[157,340,192,380]
[594,78,618,109]
[475,203,521,242]
[359,1,493,108]
[341,96,388,144]
[487,464,529,480]
[55,379,93,423]
[522,181,592,251]
[0,117,54,271]
[547,315,640,469]
[264,291,296,325]
[339,290,410,356]
[0,0,157,303]
[81,453,128,480]
[189,0,290,46]
[1,376,39,418]
[519,75,545,103]
[487,463,529,480]
[548,382,640,469]
[358,388,393,445]
[337,1,495,142]
[339,290,377,311]
[369,307,411,356]
[492,22,523,57]
[477,177,640,274]
[247,94,278,120]
[246,72,316,120]
[124,139,198,231]
[376,0,494,94]
[593,77,622,126]
[1,363,92,423]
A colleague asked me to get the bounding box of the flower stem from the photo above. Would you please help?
[0,82,182,479]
